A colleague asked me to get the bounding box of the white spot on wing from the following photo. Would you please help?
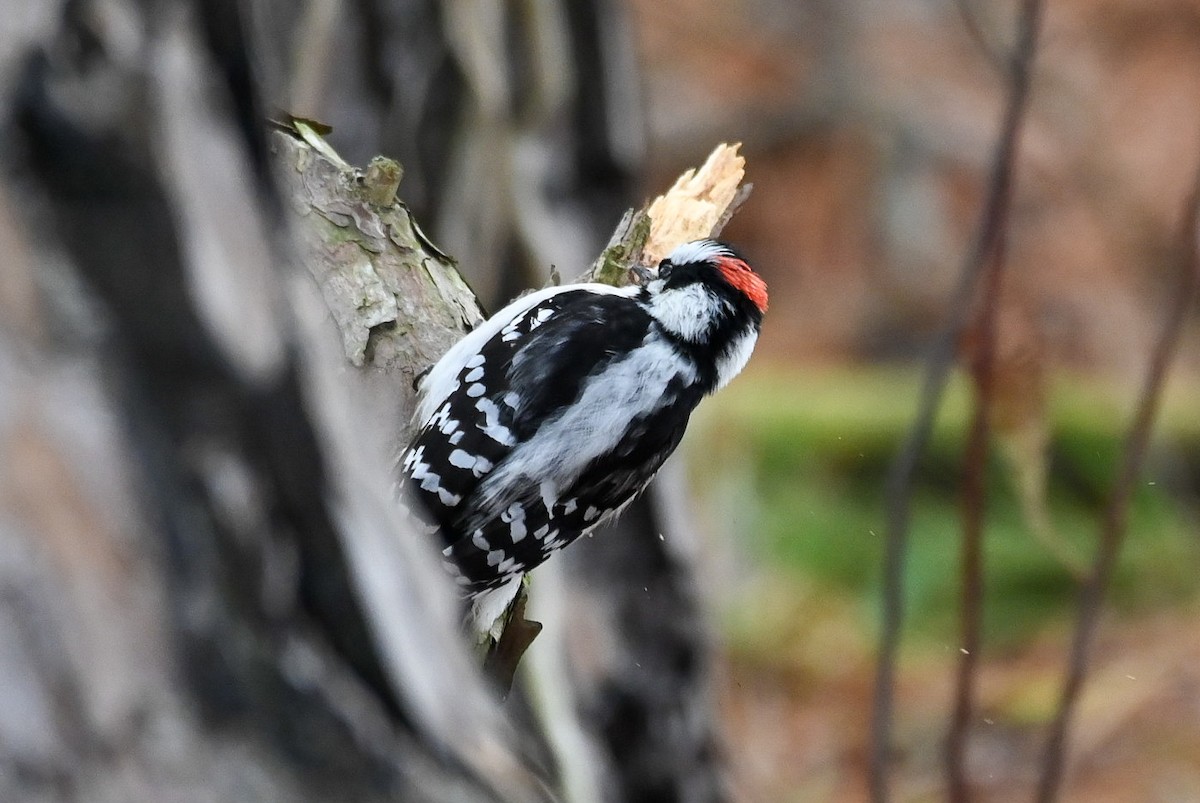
[500,503,527,543]
[400,445,422,474]
[405,447,459,506]
[449,449,475,469]
[428,403,452,429]
[474,397,516,445]
[539,479,558,511]
[449,449,494,477]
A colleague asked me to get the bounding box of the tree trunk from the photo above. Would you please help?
[0,2,545,799]
[0,0,729,800]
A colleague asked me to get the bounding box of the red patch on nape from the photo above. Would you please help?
[717,257,769,312]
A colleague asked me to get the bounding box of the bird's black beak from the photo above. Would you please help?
[631,265,655,286]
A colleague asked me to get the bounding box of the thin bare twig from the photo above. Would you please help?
[869,1,1043,799]
[946,389,990,802]
[1034,159,1200,803]
[953,0,1008,74]
[946,5,1044,797]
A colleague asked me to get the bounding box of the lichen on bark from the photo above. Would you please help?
[273,126,482,377]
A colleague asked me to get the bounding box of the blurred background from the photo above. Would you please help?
[625,0,1200,800]
[7,0,1200,800]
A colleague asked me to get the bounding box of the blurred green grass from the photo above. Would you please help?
[690,364,1200,654]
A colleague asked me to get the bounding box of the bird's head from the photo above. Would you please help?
[635,239,768,344]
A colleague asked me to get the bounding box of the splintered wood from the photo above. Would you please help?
[643,143,747,264]
[582,142,749,285]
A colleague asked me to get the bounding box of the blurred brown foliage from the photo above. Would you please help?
[629,1,1200,800]
[631,0,1200,377]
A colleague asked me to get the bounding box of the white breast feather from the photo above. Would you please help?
[715,329,758,390]
[472,333,695,518]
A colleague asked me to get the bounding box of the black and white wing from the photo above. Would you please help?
[401,284,703,592]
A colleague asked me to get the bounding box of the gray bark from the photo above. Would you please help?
[0,1,546,800]
[0,0,729,800]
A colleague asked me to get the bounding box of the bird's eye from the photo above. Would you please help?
[658,261,673,280]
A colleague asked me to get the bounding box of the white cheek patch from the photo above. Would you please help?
[648,284,729,342]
